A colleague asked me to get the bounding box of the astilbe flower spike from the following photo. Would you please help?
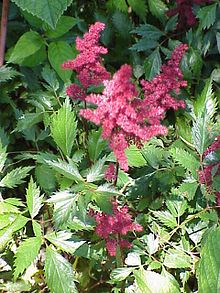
[167,0,212,29]
[62,22,110,101]
[81,44,188,171]
[93,201,143,256]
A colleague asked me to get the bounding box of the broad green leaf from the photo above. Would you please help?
[14,237,42,280]
[15,113,43,132]
[45,16,78,38]
[143,233,159,255]
[144,48,162,80]
[0,166,33,188]
[112,10,132,39]
[125,145,147,168]
[25,177,43,219]
[86,158,105,182]
[8,31,45,64]
[46,159,83,182]
[192,116,212,155]
[0,215,28,251]
[41,65,59,91]
[35,164,56,192]
[48,42,74,81]
[130,24,164,40]
[197,3,217,30]
[0,214,17,230]
[130,38,159,53]
[50,99,77,157]
[11,0,73,29]
[164,248,192,269]
[88,129,107,162]
[110,267,133,282]
[134,268,180,293]
[153,210,177,229]
[0,66,19,83]
[128,0,147,20]
[198,227,220,292]
[148,0,168,21]
[0,202,20,214]
[125,252,141,266]
[170,148,199,179]
[177,181,198,201]
[47,190,79,227]
[46,231,85,254]
[45,247,78,293]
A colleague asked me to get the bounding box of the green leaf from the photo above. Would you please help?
[50,99,77,157]
[8,31,45,64]
[32,220,42,237]
[47,190,79,227]
[112,0,127,12]
[0,280,31,292]
[125,145,147,168]
[46,231,85,254]
[198,227,220,292]
[144,48,161,80]
[0,214,18,230]
[0,202,20,214]
[197,3,217,30]
[128,0,147,20]
[216,32,220,54]
[25,177,43,219]
[35,164,56,192]
[134,268,180,293]
[86,158,105,182]
[14,237,42,280]
[170,148,199,179]
[45,247,78,293]
[0,142,7,173]
[11,0,73,29]
[0,166,33,188]
[148,0,168,22]
[45,16,78,38]
[130,24,164,39]
[46,159,83,182]
[192,116,212,155]
[88,129,107,162]
[130,38,159,52]
[0,66,19,83]
[48,41,74,81]
[125,252,141,266]
[15,113,43,132]
[164,248,192,269]
[110,267,133,282]
[112,10,132,39]
[153,210,177,229]
[143,233,159,255]
[177,181,198,201]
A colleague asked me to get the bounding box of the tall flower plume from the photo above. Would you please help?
[81,44,188,171]
[62,22,110,100]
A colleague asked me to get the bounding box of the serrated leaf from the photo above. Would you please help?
[48,41,74,81]
[153,210,177,229]
[0,214,17,230]
[177,181,198,201]
[112,0,128,12]
[0,280,31,292]
[198,227,220,292]
[45,247,77,293]
[11,0,73,29]
[0,166,33,188]
[86,158,105,182]
[51,99,77,157]
[134,268,180,293]
[164,248,192,269]
[25,177,43,219]
[125,145,147,168]
[128,0,147,20]
[46,159,83,182]
[144,48,161,80]
[45,16,78,38]
[46,231,85,254]
[170,148,199,179]
[35,164,56,192]
[14,237,42,280]
[130,38,158,52]
[125,252,141,266]
[32,220,42,237]
[192,116,212,155]
[15,112,43,132]
[0,142,7,173]
[130,24,164,40]
[110,267,133,282]
[148,0,168,21]
[0,66,19,83]
[8,31,45,64]
[197,3,217,30]
[47,190,79,228]
[0,202,20,214]
[112,10,132,38]
[88,129,107,162]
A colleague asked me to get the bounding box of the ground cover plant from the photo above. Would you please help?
[0,0,220,292]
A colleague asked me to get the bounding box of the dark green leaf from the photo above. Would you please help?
[144,48,161,80]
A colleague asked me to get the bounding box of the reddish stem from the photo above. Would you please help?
[0,0,9,66]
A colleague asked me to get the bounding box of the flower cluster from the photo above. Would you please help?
[93,201,143,256]
[81,44,187,171]
[167,0,211,29]
[62,22,110,100]
[104,163,116,181]
[198,136,220,205]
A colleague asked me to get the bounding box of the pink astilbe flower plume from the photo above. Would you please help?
[62,22,110,100]
[93,201,143,256]
[81,44,188,171]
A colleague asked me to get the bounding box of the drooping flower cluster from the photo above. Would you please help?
[198,136,220,205]
[81,44,187,171]
[167,0,211,29]
[62,22,110,100]
[104,163,116,181]
[93,201,143,256]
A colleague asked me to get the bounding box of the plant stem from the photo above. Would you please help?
[113,161,119,187]
[0,0,9,67]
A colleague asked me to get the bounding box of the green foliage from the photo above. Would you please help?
[0,166,33,188]
[144,48,162,80]
[25,177,43,218]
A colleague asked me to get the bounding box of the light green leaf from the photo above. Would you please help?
[11,0,73,29]
[0,66,19,83]
[14,237,42,280]
[0,280,31,292]
[143,233,159,255]
[32,220,42,237]
[0,202,20,214]
[25,177,43,219]
[50,99,77,157]
[88,129,107,162]
[45,16,78,38]
[148,0,168,21]
[192,116,212,155]
[164,248,192,269]
[48,41,74,81]
[0,214,17,230]
[128,0,147,20]
[86,158,105,182]
[197,3,217,30]
[0,142,7,173]
[134,268,180,293]
[8,31,45,64]
[177,181,198,201]
[126,145,147,168]
[125,252,141,266]
[198,227,220,292]
[153,210,177,229]
[45,247,78,293]
[46,159,83,182]
[0,166,33,188]
[110,267,133,282]
[46,231,85,254]
[144,48,161,80]
[112,0,127,12]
